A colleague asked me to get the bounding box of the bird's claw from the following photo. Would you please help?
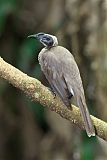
[48,87,56,98]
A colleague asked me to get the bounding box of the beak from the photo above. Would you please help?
[27,32,45,40]
[27,34,37,39]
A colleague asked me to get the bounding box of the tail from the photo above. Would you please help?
[77,95,95,137]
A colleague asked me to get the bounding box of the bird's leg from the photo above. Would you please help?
[47,87,56,98]
[68,92,73,100]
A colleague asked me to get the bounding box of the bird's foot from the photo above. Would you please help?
[68,92,73,100]
[48,87,56,98]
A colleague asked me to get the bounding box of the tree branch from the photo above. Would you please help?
[0,57,107,141]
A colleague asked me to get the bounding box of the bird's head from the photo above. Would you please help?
[28,32,58,48]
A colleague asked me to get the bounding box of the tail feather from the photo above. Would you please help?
[77,96,95,137]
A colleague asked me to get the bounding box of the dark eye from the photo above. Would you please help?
[46,37,50,41]
[41,36,54,47]
[42,36,50,41]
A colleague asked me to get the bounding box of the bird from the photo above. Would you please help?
[28,32,95,137]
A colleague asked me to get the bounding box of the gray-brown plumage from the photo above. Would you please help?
[28,32,95,137]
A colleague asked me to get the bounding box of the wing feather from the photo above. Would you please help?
[40,51,72,107]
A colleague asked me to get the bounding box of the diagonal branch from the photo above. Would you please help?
[0,57,107,140]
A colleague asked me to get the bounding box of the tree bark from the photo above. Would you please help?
[0,57,107,141]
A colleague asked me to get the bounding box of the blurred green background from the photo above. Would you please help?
[0,0,107,160]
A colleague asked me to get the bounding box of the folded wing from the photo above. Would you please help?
[40,52,73,108]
